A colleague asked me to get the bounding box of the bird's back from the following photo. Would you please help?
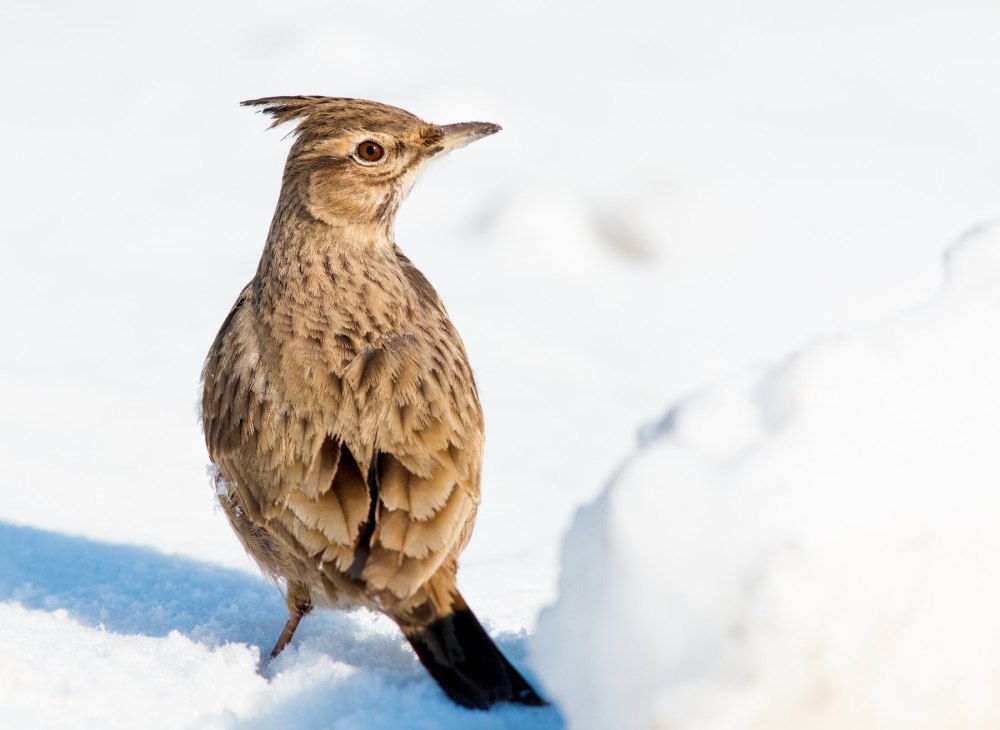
[202,211,484,622]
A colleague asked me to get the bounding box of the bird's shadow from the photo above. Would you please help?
[0,520,561,729]
[0,519,291,650]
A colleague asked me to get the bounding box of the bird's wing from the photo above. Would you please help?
[338,328,484,616]
[203,285,373,580]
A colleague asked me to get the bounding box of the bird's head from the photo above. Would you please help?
[243,96,500,229]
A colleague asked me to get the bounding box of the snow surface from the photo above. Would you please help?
[0,522,554,730]
[2,0,1000,727]
[534,224,1000,729]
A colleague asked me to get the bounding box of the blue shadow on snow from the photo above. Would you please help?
[0,520,288,649]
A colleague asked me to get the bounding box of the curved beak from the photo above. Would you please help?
[434,121,502,155]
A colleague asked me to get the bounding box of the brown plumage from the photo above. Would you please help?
[201,96,543,709]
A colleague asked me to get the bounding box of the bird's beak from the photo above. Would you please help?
[433,121,502,155]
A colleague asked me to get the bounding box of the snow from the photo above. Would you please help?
[0,522,553,730]
[2,0,1000,727]
[533,224,1000,730]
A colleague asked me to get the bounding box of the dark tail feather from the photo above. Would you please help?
[404,605,547,710]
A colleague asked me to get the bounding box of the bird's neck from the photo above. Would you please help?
[257,190,399,283]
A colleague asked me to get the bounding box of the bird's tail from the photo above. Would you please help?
[402,598,547,710]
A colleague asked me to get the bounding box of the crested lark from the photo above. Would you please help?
[201,96,544,709]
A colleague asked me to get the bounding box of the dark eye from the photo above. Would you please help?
[356,140,385,162]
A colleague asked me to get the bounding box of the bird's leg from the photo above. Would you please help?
[269,607,309,657]
[270,583,313,658]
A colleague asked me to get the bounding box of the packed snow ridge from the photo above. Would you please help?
[533,223,1000,730]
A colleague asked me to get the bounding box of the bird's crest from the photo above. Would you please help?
[241,96,345,129]
[241,96,425,140]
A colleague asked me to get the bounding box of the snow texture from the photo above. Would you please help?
[534,224,1000,730]
[0,523,554,730]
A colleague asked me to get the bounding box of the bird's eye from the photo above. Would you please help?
[356,140,385,163]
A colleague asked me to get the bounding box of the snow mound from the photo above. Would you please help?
[533,224,1000,730]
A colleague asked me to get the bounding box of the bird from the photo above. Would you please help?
[200,96,545,710]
